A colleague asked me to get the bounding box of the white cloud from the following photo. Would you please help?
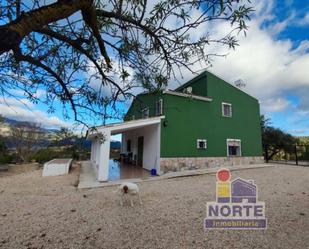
[304,12,309,24]
[0,97,71,129]
[8,88,46,99]
[266,11,296,36]
[297,13,309,26]
[260,98,291,113]
[166,0,309,117]
[288,129,306,135]
[0,97,34,108]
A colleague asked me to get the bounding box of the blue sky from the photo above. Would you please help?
[0,0,308,136]
[261,0,309,136]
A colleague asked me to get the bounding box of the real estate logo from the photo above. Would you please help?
[204,168,267,229]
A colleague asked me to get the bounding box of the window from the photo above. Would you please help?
[197,139,207,149]
[155,99,163,116]
[227,139,241,156]
[142,107,149,118]
[127,139,131,152]
[222,102,232,117]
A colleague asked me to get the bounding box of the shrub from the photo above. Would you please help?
[0,154,14,164]
[32,149,58,163]
[32,146,90,163]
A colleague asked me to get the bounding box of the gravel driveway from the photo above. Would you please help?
[0,164,308,249]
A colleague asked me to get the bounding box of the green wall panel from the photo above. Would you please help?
[125,71,262,158]
[125,92,163,120]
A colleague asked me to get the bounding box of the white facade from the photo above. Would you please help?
[121,124,160,171]
[88,116,164,182]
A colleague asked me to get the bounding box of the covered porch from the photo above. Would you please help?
[88,116,164,182]
[108,160,150,181]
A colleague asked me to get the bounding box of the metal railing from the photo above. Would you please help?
[264,144,309,166]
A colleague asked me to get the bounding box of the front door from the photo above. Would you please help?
[137,136,144,167]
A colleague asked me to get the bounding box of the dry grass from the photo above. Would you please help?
[0,164,309,248]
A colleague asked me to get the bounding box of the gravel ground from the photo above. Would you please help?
[0,164,309,249]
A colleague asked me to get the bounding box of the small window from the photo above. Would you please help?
[227,139,241,156]
[155,99,163,116]
[142,107,149,118]
[197,139,207,149]
[127,139,131,152]
[222,103,232,117]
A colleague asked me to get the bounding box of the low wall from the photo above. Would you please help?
[42,159,72,177]
[160,156,264,174]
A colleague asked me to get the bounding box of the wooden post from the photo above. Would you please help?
[265,145,269,163]
[295,145,298,166]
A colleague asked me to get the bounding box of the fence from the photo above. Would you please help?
[264,144,309,166]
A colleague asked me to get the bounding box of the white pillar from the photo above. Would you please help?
[156,123,161,174]
[90,141,94,162]
[97,129,111,181]
[96,140,100,170]
[121,133,125,153]
[93,140,99,173]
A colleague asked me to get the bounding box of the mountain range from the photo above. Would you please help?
[0,117,121,150]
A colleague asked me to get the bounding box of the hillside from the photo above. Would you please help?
[298,136,309,145]
[0,118,121,150]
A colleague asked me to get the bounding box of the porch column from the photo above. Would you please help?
[90,141,94,162]
[121,133,125,153]
[156,123,161,174]
[93,140,99,173]
[95,140,100,170]
[97,129,111,181]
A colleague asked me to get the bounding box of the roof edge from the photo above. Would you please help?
[174,70,208,92]
[87,116,165,138]
[205,70,259,101]
[174,69,259,102]
[163,90,212,102]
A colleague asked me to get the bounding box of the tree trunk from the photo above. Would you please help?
[268,149,280,160]
[0,0,91,54]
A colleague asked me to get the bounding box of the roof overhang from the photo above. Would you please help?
[163,90,212,102]
[87,116,165,139]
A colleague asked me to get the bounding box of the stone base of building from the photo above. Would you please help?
[159,156,264,174]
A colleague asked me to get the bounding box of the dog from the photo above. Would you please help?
[118,182,142,207]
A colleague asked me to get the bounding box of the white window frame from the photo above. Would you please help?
[222,102,232,117]
[226,139,241,157]
[142,107,149,118]
[155,99,163,116]
[197,139,207,149]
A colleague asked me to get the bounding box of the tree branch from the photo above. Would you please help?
[36,28,125,96]
[0,0,91,54]
[13,48,79,122]
[81,4,111,68]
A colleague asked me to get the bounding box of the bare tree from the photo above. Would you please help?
[0,0,253,125]
[10,122,44,162]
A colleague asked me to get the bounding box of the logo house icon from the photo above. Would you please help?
[205,168,267,230]
[231,178,257,203]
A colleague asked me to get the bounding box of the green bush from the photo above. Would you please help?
[32,149,58,163]
[32,146,90,163]
[0,154,14,164]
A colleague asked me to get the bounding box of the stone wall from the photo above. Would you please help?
[159,156,264,174]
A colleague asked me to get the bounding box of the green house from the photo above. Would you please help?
[88,71,263,181]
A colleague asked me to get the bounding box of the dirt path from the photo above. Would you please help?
[0,164,308,248]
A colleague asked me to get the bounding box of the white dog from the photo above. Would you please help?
[118,182,142,207]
